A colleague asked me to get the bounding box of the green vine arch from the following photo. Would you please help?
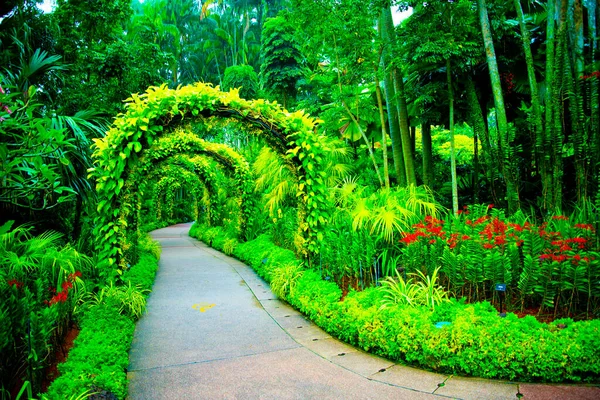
[91,82,330,274]
[141,154,231,227]
[149,167,203,222]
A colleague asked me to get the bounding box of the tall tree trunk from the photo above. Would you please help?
[477,0,520,212]
[584,0,599,209]
[543,0,556,210]
[410,125,416,157]
[421,122,434,188]
[447,59,458,215]
[375,79,391,188]
[379,7,406,185]
[473,124,480,204]
[568,0,587,202]
[342,101,384,188]
[465,75,490,204]
[514,0,545,187]
[551,0,568,211]
[394,68,418,186]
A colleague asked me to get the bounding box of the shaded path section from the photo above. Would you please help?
[127,224,599,400]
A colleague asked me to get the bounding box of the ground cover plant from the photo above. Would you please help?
[191,222,600,383]
[0,217,160,399]
[44,236,160,399]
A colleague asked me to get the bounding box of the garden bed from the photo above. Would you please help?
[190,222,600,383]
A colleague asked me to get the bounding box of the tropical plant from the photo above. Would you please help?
[259,14,305,107]
[380,266,449,310]
[270,263,304,299]
[222,65,260,99]
[83,282,148,320]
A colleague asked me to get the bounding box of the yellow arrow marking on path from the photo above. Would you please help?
[192,303,216,313]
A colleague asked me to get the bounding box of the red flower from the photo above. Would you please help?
[559,244,572,252]
[48,291,68,305]
[68,271,82,281]
[494,236,507,246]
[7,279,23,289]
[400,231,426,245]
[552,215,569,221]
[62,281,73,291]
[461,235,470,240]
[569,237,587,244]
[483,243,494,249]
[474,216,490,225]
[574,223,594,231]
[429,239,436,244]
[509,223,523,232]
[488,204,494,209]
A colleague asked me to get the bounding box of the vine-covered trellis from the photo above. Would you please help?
[90,83,331,275]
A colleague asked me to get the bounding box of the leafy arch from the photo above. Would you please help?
[147,165,204,222]
[91,82,330,274]
[140,153,232,227]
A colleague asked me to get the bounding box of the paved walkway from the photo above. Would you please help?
[128,223,600,400]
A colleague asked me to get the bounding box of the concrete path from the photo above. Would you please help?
[128,223,600,400]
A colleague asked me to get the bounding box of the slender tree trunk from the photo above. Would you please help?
[514,0,545,181]
[421,122,434,187]
[342,101,384,187]
[551,0,568,211]
[477,0,520,212]
[375,79,390,188]
[473,125,480,204]
[394,68,418,186]
[544,0,557,210]
[379,7,406,185]
[585,0,599,206]
[410,126,416,157]
[568,0,587,201]
[465,75,495,204]
[447,59,458,215]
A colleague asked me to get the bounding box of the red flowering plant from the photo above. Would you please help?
[1,221,92,393]
[397,204,600,318]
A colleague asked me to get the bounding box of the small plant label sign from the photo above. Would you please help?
[495,283,507,292]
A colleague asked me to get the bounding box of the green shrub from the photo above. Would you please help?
[45,243,160,398]
[122,253,159,292]
[197,230,600,383]
[270,263,304,299]
[44,304,135,399]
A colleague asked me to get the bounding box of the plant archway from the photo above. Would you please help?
[140,154,229,227]
[126,130,251,227]
[148,166,203,222]
[91,82,330,274]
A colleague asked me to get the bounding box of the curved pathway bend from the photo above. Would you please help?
[128,223,600,400]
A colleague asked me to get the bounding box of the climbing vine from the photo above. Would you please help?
[90,82,330,275]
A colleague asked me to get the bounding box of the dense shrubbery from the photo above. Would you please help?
[398,204,600,319]
[190,222,600,383]
[0,227,162,400]
[0,222,93,396]
[45,239,159,399]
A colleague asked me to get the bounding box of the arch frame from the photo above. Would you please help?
[91,83,329,275]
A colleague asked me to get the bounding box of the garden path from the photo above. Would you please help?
[127,223,600,400]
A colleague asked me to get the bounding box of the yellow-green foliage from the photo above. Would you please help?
[90,82,331,277]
